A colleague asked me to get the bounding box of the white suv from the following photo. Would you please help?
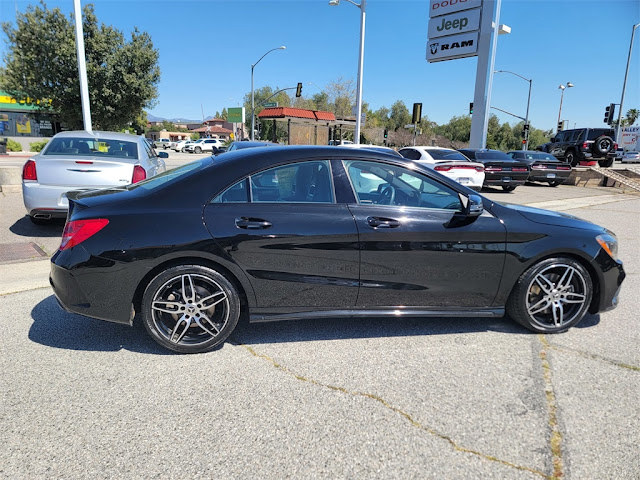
[186,138,225,153]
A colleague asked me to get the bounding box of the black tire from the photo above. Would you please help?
[141,265,241,353]
[180,147,185,153]
[565,150,578,167]
[502,185,516,192]
[506,257,593,333]
[592,135,614,156]
[598,158,614,168]
[548,180,561,187]
[195,147,202,154]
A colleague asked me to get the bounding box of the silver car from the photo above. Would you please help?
[22,131,167,224]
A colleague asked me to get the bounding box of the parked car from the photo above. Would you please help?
[186,138,226,154]
[457,149,530,192]
[621,151,640,163]
[50,146,624,353]
[153,138,171,149]
[547,128,617,167]
[172,139,192,152]
[22,130,168,224]
[398,146,485,191]
[506,150,572,187]
[213,146,228,155]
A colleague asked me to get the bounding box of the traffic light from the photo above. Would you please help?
[604,103,615,125]
[383,129,388,138]
[469,102,473,115]
[557,121,563,132]
[295,82,303,98]
[412,103,422,124]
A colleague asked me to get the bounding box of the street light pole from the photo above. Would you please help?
[329,0,366,144]
[251,46,286,141]
[557,82,574,132]
[495,70,532,150]
[73,0,92,132]
[616,22,640,143]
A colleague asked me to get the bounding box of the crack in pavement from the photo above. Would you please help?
[234,341,553,479]
[547,342,640,372]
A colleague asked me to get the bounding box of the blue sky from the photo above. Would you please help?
[1,0,638,131]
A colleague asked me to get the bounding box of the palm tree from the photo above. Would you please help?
[625,108,639,126]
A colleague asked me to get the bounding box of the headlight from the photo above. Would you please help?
[596,232,618,260]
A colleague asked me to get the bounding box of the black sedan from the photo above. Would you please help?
[507,150,572,187]
[458,148,530,192]
[50,146,625,353]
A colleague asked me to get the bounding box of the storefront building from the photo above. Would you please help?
[0,91,60,139]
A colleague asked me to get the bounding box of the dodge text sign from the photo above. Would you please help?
[426,31,479,62]
[428,8,480,39]
[429,0,482,18]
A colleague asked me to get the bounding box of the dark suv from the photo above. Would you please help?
[547,128,617,167]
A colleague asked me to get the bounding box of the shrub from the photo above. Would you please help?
[30,140,49,152]
[6,139,22,152]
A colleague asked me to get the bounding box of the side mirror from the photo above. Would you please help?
[460,193,483,217]
[157,151,169,159]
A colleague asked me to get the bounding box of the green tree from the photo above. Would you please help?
[434,115,471,143]
[389,100,411,131]
[0,1,159,131]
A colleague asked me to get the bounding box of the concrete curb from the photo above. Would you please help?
[0,258,51,296]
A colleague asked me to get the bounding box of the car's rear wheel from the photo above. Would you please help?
[548,180,561,187]
[141,265,240,353]
[502,185,516,192]
[598,158,614,168]
[506,257,592,333]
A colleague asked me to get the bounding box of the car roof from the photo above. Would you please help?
[51,130,143,142]
[409,146,457,151]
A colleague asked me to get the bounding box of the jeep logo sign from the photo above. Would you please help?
[426,31,479,63]
[428,8,480,39]
[429,0,482,18]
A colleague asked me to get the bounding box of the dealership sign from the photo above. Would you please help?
[429,0,482,18]
[426,32,479,62]
[428,8,480,39]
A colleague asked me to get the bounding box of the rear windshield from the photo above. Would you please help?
[587,129,614,141]
[43,137,139,159]
[424,149,469,161]
[127,158,210,191]
[473,151,513,161]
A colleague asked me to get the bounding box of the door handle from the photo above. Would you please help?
[367,216,400,228]
[235,217,272,229]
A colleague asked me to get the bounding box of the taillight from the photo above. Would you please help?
[582,142,589,149]
[132,165,146,183]
[557,165,571,170]
[434,165,452,172]
[614,142,618,150]
[22,160,37,181]
[59,218,109,251]
[531,165,546,170]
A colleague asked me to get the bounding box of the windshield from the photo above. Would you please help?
[474,151,514,161]
[127,158,210,191]
[43,137,139,159]
[424,149,469,161]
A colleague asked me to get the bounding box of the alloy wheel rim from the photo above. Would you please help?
[525,263,588,329]
[151,273,229,346]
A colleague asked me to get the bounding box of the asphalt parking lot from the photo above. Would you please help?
[0,167,638,479]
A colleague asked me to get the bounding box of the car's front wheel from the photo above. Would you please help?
[565,150,578,167]
[195,147,202,153]
[141,265,241,353]
[506,257,593,333]
[548,180,561,187]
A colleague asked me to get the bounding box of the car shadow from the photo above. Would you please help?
[10,215,65,238]
[29,295,601,353]
[29,295,170,355]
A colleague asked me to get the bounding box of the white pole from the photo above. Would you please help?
[73,0,92,132]
[469,0,501,149]
[616,23,639,142]
[354,0,366,144]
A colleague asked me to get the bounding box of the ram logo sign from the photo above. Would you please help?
[426,32,479,62]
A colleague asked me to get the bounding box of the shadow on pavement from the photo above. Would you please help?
[29,295,601,353]
[29,295,170,355]
[10,215,65,238]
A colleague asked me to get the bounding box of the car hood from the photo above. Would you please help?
[501,203,604,232]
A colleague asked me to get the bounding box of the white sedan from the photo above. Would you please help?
[398,146,485,190]
[621,151,640,163]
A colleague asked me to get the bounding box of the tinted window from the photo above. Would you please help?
[128,157,210,191]
[212,179,249,203]
[587,129,614,141]
[554,132,565,142]
[424,149,470,161]
[344,160,461,211]
[458,150,476,159]
[473,151,514,161]
[250,161,333,203]
[399,148,421,160]
[43,137,139,159]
